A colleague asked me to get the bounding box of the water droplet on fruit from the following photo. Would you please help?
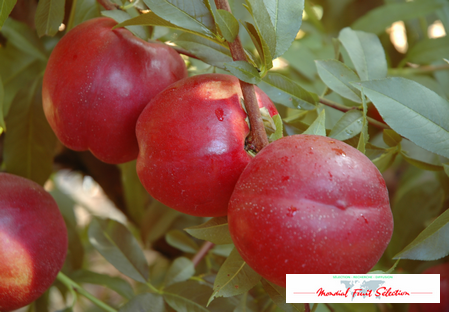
[361,214,369,224]
[286,206,297,217]
[215,108,224,121]
[331,148,346,157]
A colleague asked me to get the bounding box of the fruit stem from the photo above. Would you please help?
[304,303,310,312]
[213,0,269,152]
[319,97,390,130]
[57,272,118,312]
[192,241,215,267]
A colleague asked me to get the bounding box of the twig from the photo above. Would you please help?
[324,303,335,312]
[96,0,120,11]
[192,241,215,267]
[319,97,390,130]
[389,64,449,76]
[305,303,310,312]
[214,0,269,152]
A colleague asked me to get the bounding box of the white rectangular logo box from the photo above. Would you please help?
[286,274,440,303]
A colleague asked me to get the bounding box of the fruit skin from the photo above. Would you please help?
[136,73,279,217]
[409,262,449,312]
[0,173,67,312]
[228,134,393,287]
[43,17,188,164]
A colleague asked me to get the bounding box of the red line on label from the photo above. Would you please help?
[411,292,433,294]
[293,292,316,294]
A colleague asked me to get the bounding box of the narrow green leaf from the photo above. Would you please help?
[35,0,65,37]
[241,21,272,71]
[372,147,399,173]
[352,77,449,159]
[184,216,232,245]
[261,279,305,312]
[208,248,261,304]
[224,61,261,84]
[3,77,56,186]
[329,110,363,141]
[163,281,210,312]
[0,0,17,30]
[401,152,444,172]
[70,270,134,299]
[0,75,5,131]
[1,18,47,61]
[315,59,361,103]
[176,33,231,69]
[352,0,443,35]
[166,229,199,253]
[258,72,317,110]
[264,0,304,58]
[303,109,326,136]
[400,139,445,171]
[393,208,449,260]
[118,160,148,226]
[444,164,449,177]
[269,114,283,142]
[65,222,84,271]
[245,0,276,59]
[357,88,369,153]
[101,10,148,40]
[69,0,100,30]
[215,9,239,43]
[406,37,449,65]
[119,293,165,312]
[383,129,402,147]
[164,257,195,288]
[143,0,216,39]
[88,218,149,283]
[338,27,387,81]
[141,200,180,244]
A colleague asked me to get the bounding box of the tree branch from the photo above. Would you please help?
[214,0,269,152]
[96,0,119,11]
[192,241,214,267]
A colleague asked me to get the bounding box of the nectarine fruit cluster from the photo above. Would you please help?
[40,17,394,289]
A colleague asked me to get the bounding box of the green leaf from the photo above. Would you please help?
[303,109,326,136]
[35,0,65,37]
[0,75,5,132]
[175,33,231,69]
[70,270,134,299]
[357,88,369,153]
[166,229,199,253]
[244,0,276,60]
[118,160,148,226]
[315,60,361,103]
[386,172,444,260]
[400,139,445,171]
[215,9,239,43]
[264,0,304,58]
[393,208,449,261]
[184,216,232,245]
[224,61,261,84]
[164,257,195,288]
[142,0,216,39]
[261,279,305,312]
[65,222,84,271]
[444,164,449,177]
[352,77,449,159]
[3,78,56,186]
[0,0,17,30]
[208,248,261,304]
[163,281,210,312]
[338,27,387,81]
[69,0,100,30]
[269,114,283,142]
[383,129,402,147]
[102,10,148,40]
[141,200,180,244]
[1,18,47,61]
[329,110,363,141]
[88,218,149,283]
[405,37,449,65]
[352,0,443,35]
[119,293,165,312]
[241,21,271,70]
[372,147,399,173]
[258,72,317,110]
